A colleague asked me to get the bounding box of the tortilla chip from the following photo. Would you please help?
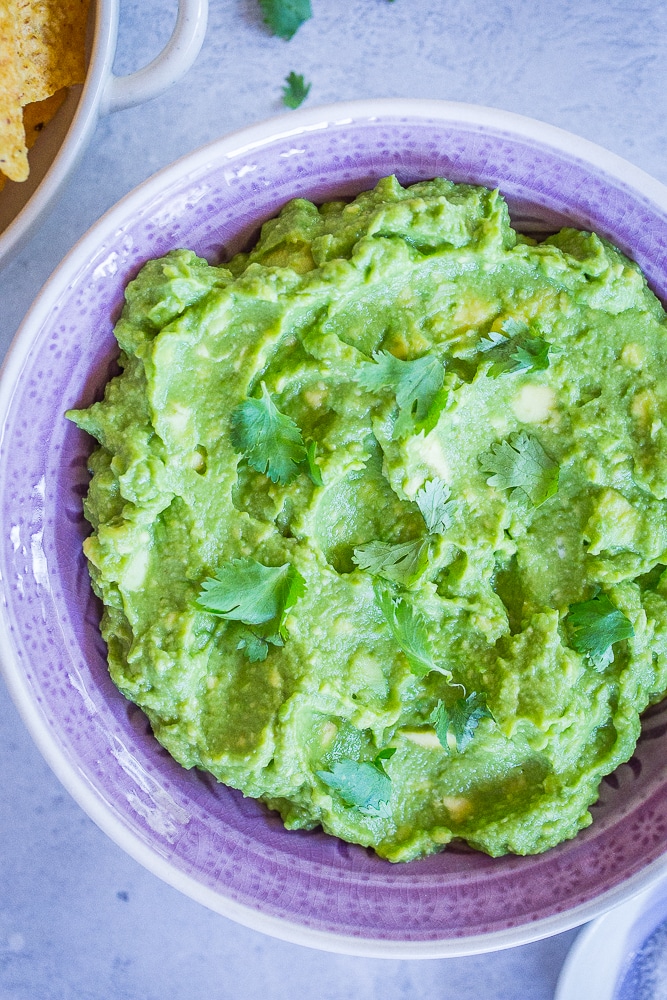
[23,87,67,148]
[0,0,88,185]
[0,1,29,182]
[16,0,88,105]
[0,89,68,187]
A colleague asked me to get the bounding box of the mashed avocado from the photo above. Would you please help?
[67,176,667,862]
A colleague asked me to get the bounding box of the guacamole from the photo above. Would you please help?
[67,176,667,862]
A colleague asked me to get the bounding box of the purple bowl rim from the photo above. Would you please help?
[3,99,667,957]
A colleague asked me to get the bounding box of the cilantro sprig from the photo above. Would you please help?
[258,0,311,39]
[353,478,456,587]
[304,439,323,486]
[480,431,559,507]
[356,351,445,426]
[430,693,493,752]
[197,558,306,659]
[282,72,311,109]
[508,337,551,375]
[236,629,275,663]
[318,748,396,815]
[353,538,429,587]
[374,581,452,679]
[480,320,551,378]
[415,478,457,534]
[230,382,321,486]
[565,592,634,670]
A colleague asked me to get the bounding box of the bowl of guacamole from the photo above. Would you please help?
[3,100,667,955]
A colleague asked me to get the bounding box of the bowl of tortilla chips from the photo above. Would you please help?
[0,0,208,268]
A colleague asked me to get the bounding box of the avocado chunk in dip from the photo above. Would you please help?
[67,176,667,862]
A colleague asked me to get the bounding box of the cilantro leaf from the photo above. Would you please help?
[480,320,551,377]
[198,559,305,645]
[236,630,270,662]
[276,567,306,640]
[500,318,529,338]
[479,329,512,352]
[509,337,551,375]
[352,479,457,586]
[373,747,397,770]
[282,71,311,109]
[356,351,445,423]
[258,0,311,39]
[430,692,493,752]
[353,538,430,587]
[480,431,559,507]
[415,478,456,534]
[304,439,323,486]
[449,692,493,751]
[374,581,452,679]
[230,382,307,485]
[429,700,452,749]
[565,592,634,670]
[317,748,396,815]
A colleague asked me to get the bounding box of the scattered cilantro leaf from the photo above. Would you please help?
[415,478,457,534]
[356,351,445,423]
[411,383,451,437]
[479,329,512,352]
[304,439,323,486]
[236,630,270,662]
[565,592,634,670]
[276,566,306,640]
[373,747,397,770]
[449,692,494,751]
[374,581,452,679]
[352,480,456,586]
[430,692,493,752]
[198,559,306,643]
[317,748,396,814]
[429,700,452,749]
[509,337,551,375]
[230,382,307,485]
[282,71,311,109]
[500,318,529,338]
[480,320,551,377]
[480,431,559,507]
[258,0,311,39]
[353,538,430,587]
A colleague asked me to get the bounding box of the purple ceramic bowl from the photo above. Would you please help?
[3,99,667,957]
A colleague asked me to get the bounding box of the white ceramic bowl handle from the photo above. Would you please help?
[101,0,208,115]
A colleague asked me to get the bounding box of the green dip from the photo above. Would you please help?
[67,176,667,861]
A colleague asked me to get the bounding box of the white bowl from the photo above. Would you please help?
[0,0,208,268]
[556,877,667,999]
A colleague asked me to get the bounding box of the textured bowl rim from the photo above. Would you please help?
[4,98,667,957]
